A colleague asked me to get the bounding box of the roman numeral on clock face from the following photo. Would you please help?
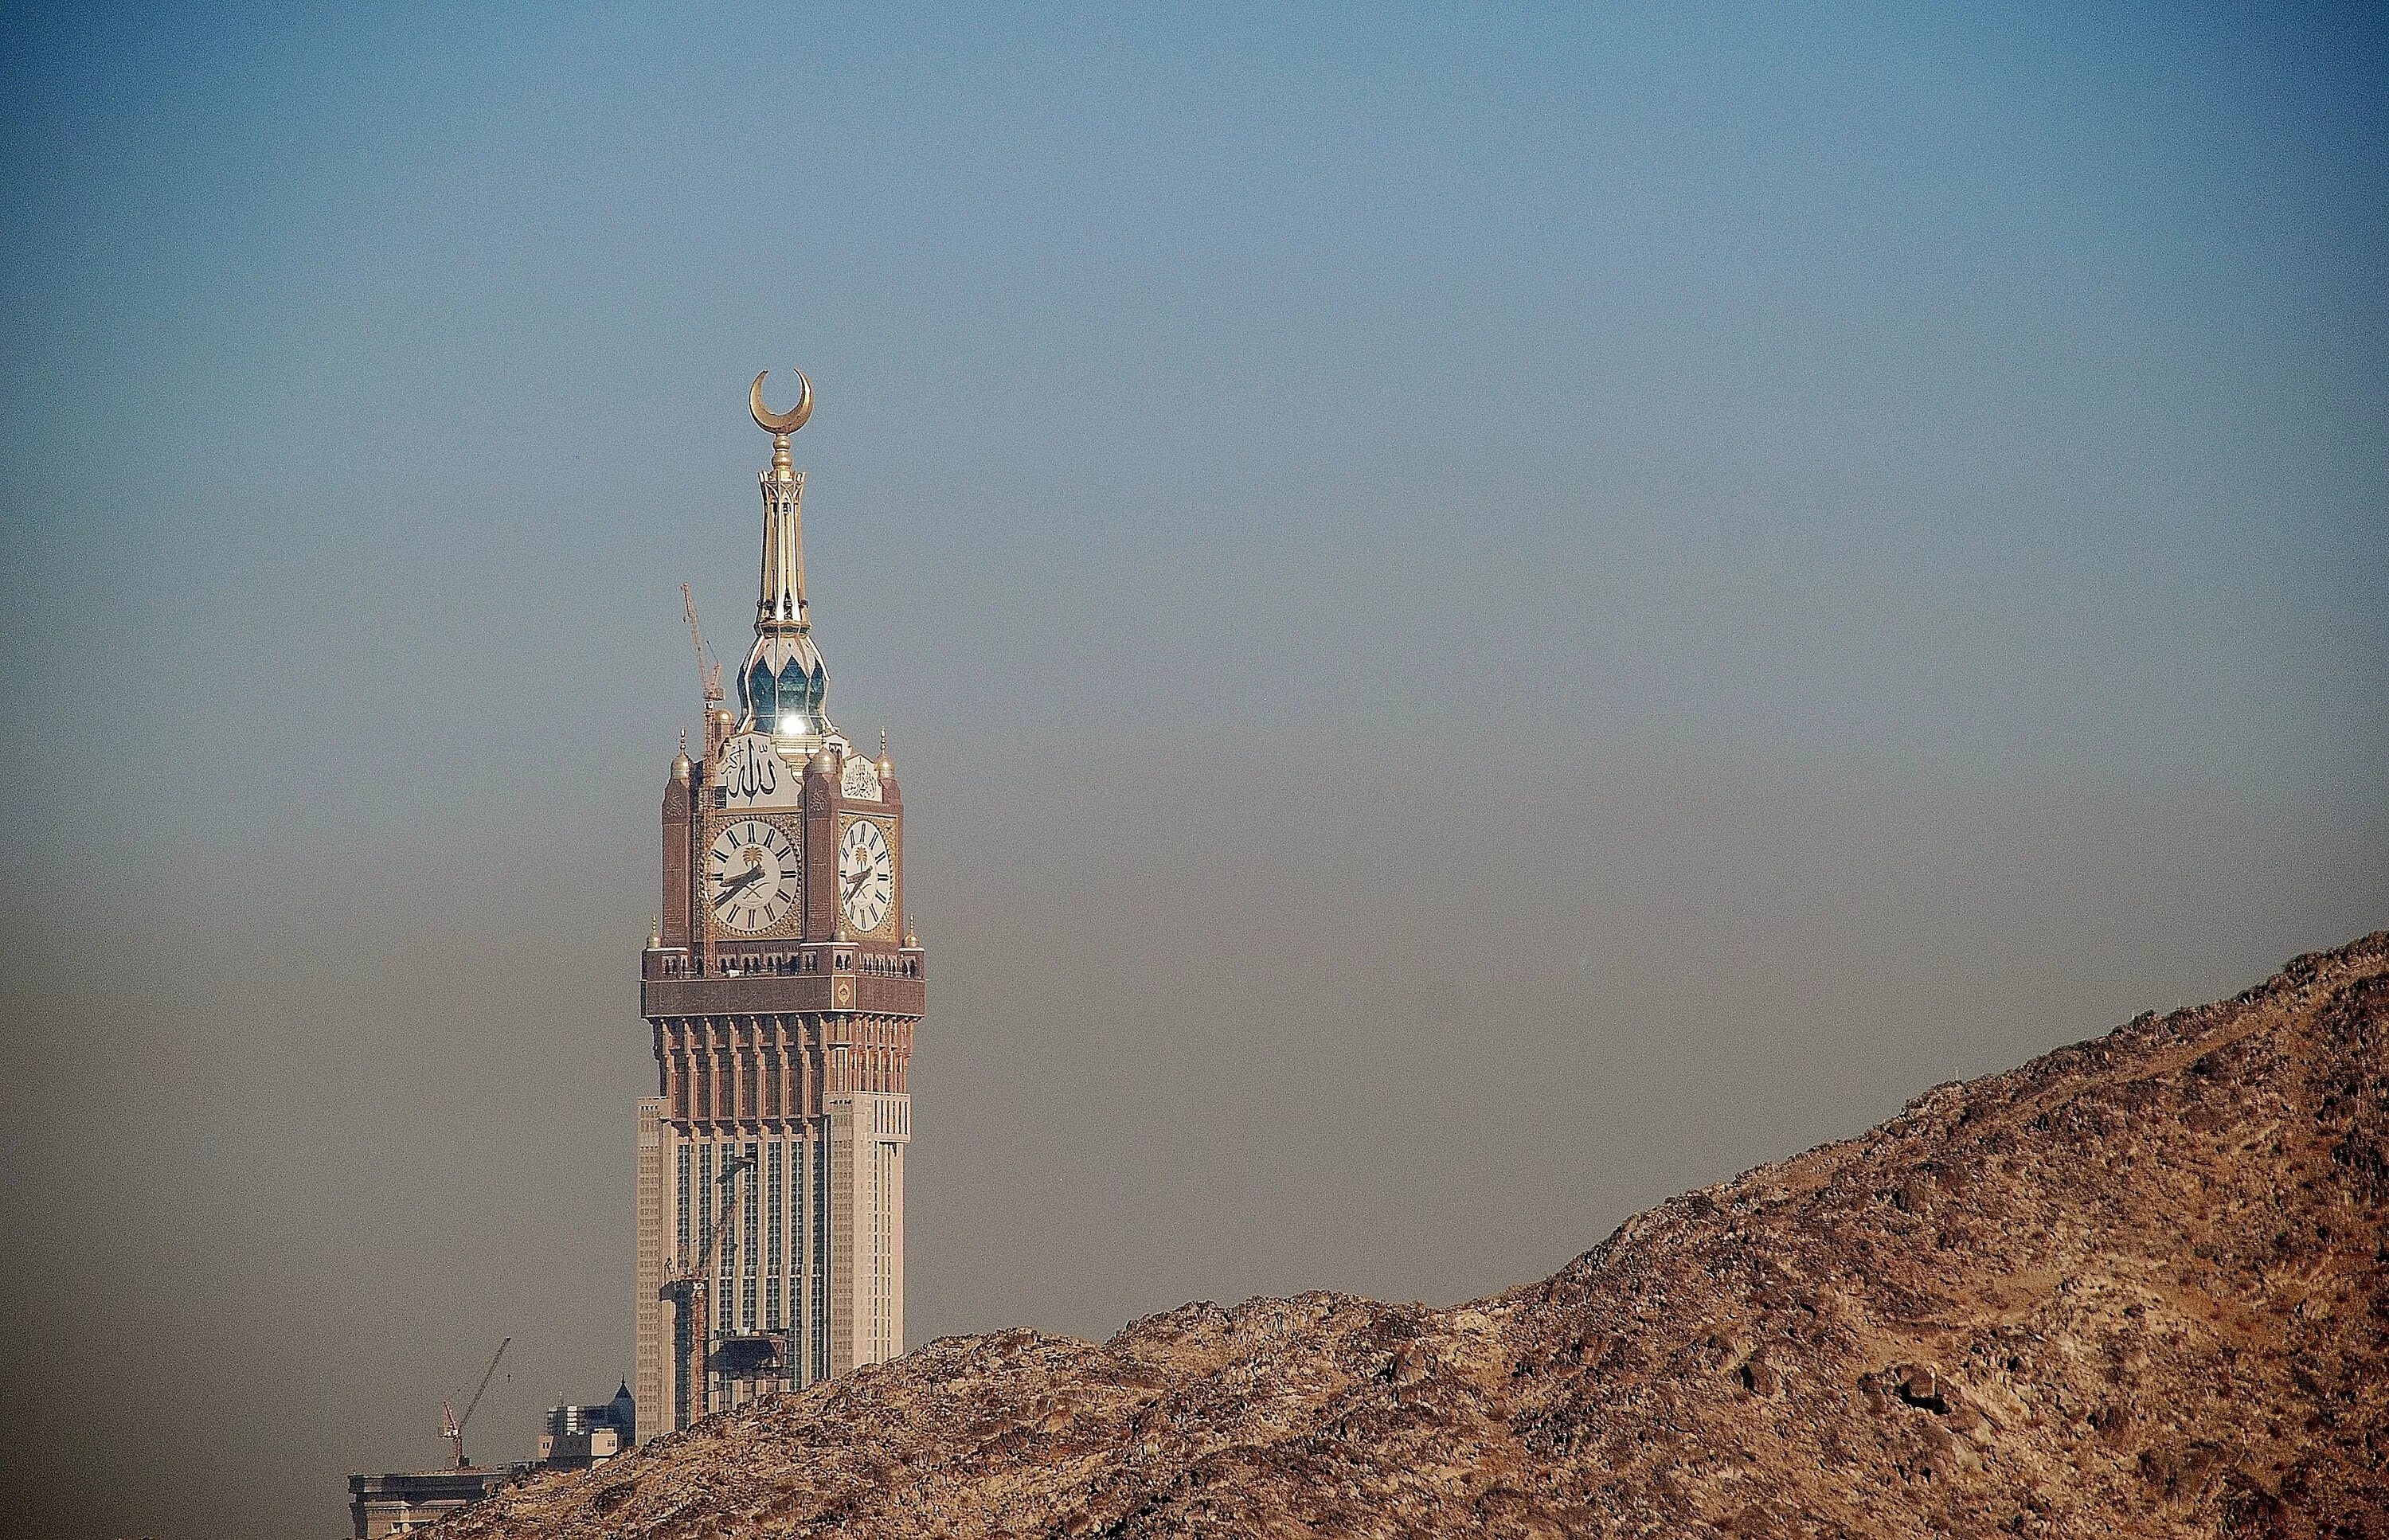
[837,819,893,931]
[706,816,801,935]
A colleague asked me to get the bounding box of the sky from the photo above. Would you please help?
[2,3,2384,1536]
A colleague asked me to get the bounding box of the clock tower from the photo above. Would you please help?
[633,372,923,1434]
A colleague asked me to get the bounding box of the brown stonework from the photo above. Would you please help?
[634,393,923,1436]
[637,737,921,1433]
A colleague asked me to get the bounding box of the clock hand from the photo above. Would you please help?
[714,866,766,907]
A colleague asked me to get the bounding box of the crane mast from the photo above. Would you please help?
[682,583,725,713]
[663,1152,755,1429]
[439,1335,511,1469]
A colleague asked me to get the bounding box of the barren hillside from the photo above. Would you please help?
[445,934,2388,1538]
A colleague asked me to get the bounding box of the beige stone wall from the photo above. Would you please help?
[827,1091,910,1376]
[633,1097,666,1439]
[874,1092,909,1363]
[882,1134,905,1362]
[827,1096,856,1376]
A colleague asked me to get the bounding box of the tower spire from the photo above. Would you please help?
[737,371,833,745]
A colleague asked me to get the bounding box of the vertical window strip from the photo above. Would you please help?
[675,1145,692,1261]
[744,1142,759,1330]
[792,1134,807,1384]
[813,1132,829,1380]
[885,1143,893,1358]
[698,1143,714,1268]
[744,1141,761,1274]
[767,1142,786,1328]
[884,1136,893,1356]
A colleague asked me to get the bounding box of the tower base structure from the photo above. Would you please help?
[632,1006,916,1432]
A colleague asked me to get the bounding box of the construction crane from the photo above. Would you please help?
[440,1336,511,1469]
[663,1153,754,1429]
[682,583,725,713]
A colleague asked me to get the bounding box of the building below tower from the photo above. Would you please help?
[538,1382,637,1470]
[348,1470,510,1539]
[347,1380,632,1534]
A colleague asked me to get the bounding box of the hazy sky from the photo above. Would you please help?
[3,5,2383,1537]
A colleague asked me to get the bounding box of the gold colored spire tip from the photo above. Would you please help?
[750,369,813,436]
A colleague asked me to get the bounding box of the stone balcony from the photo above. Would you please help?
[641,944,925,1019]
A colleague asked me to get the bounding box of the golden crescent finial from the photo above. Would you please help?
[751,369,813,435]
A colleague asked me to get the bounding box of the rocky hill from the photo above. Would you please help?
[445,935,2388,1538]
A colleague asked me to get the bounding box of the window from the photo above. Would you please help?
[675,1146,693,1260]
[767,1142,786,1310]
[743,1140,762,1329]
[746,660,775,733]
[812,1135,830,1380]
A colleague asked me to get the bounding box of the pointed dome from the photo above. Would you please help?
[739,631,831,742]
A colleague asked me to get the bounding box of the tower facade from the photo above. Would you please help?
[633,372,922,1434]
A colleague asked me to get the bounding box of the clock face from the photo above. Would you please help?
[707,817,802,935]
[838,818,894,935]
